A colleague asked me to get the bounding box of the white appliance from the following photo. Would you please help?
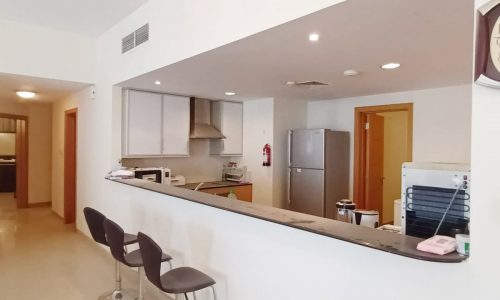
[133,167,179,185]
[401,162,471,238]
[352,210,379,228]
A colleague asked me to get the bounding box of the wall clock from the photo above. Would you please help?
[476,0,500,87]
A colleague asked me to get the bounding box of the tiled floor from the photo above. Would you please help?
[0,193,169,300]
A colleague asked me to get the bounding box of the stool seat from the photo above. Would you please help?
[160,267,216,294]
[125,249,172,268]
[124,233,138,245]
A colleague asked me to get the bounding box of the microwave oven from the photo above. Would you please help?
[133,167,171,184]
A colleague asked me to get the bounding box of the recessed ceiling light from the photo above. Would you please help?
[154,80,161,85]
[225,92,236,96]
[381,62,401,70]
[16,91,36,99]
[343,70,360,76]
[308,33,320,42]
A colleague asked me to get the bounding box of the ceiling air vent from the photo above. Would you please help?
[121,23,150,54]
[286,80,329,89]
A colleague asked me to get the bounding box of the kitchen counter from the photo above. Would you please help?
[179,181,252,190]
[108,178,468,263]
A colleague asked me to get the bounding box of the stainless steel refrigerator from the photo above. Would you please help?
[287,129,349,219]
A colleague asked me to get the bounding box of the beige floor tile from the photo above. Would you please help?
[0,193,173,300]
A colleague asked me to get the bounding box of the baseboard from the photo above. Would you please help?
[28,201,51,208]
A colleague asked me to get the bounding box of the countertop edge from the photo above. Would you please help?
[106,178,468,263]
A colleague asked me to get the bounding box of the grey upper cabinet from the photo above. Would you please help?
[122,90,190,157]
[210,101,243,156]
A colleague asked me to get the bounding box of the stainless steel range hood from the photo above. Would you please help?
[189,98,225,139]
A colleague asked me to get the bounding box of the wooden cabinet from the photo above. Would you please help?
[200,185,252,202]
[0,163,16,192]
[123,90,190,157]
[210,101,243,156]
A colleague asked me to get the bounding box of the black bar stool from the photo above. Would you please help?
[104,218,173,300]
[137,232,217,300]
[83,207,138,300]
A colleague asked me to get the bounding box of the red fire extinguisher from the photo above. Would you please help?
[262,143,271,167]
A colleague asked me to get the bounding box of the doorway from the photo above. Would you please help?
[0,113,29,208]
[353,103,413,224]
[64,109,77,224]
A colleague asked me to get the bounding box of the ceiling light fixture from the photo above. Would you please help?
[381,62,401,70]
[343,70,360,76]
[225,92,236,96]
[154,80,161,85]
[16,91,36,99]
[308,33,320,42]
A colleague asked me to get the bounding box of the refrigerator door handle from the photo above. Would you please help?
[287,130,292,207]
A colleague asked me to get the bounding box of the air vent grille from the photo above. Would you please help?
[135,24,149,46]
[286,80,329,89]
[121,23,149,54]
[122,33,135,53]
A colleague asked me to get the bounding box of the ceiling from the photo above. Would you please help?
[0,0,148,36]
[0,73,89,104]
[120,0,474,101]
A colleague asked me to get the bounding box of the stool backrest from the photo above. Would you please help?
[83,207,108,246]
[103,218,127,264]
[137,232,163,290]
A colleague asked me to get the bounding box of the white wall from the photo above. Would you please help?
[240,98,274,206]
[307,84,472,198]
[272,98,307,208]
[0,133,15,155]
[122,139,235,183]
[51,93,79,217]
[469,1,500,295]
[0,18,95,83]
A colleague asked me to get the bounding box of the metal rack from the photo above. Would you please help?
[405,185,470,238]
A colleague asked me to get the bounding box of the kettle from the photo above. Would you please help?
[352,210,380,228]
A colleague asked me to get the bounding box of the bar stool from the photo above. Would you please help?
[137,232,217,300]
[103,218,173,300]
[83,207,138,300]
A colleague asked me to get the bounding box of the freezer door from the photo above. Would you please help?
[289,168,325,217]
[290,129,325,169]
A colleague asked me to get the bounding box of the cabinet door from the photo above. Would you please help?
[124,90,163,156]
[210,101,243,155]
[162,94,190,156]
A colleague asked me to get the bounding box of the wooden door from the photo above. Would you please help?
[15,119,28,208]
[365,114,384,217]
[64,109,77,224]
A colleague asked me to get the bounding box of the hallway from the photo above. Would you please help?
[0,193,165,300]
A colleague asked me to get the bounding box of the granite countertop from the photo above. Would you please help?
[108,178,468,263]
[179,181,252,190]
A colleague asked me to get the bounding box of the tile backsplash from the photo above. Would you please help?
[122,139,240,183]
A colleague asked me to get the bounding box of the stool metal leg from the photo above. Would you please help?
[136,267,144,300]
[98,260,137,300]
[210,286,217,300]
